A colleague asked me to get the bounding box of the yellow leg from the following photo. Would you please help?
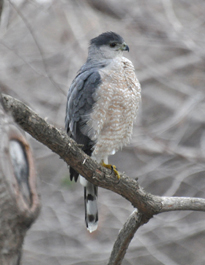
[101,161,120,179]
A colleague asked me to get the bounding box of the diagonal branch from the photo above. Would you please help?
[1,93,160,221]
[108,210,142,265]
[2,93,205,265]
[1,93,205,221]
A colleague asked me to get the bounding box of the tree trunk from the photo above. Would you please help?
[0,106,40,265]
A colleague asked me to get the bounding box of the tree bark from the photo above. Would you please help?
[108,210,142,265]
[2,93,205,265]
[2,94,205,215]
[0,105,40,265]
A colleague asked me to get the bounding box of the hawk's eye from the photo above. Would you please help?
[109,43,116,48]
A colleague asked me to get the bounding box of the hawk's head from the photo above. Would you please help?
[88,32,129,60]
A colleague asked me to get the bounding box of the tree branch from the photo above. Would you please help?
[2,93,205,219]
[108,210,142,265]
[2,93,205,265]
[161,196,205,212]
[1,93,161,221]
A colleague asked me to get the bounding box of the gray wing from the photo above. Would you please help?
[65,68,102,154]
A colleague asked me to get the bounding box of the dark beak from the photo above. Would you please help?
[121,42,129,52]
[124,45,129,52]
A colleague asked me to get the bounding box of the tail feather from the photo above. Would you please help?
[69,167,79,182]
[82,179,98,233]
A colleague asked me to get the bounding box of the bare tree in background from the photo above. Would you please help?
[1,0,205,265]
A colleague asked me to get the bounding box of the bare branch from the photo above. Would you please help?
[139,53,204,84]
[1,93,161,219]
[2,93,205,265]
[7,0,65,95]
[2,93,205,218]
[161,196,205,212]
[108,210,142,265]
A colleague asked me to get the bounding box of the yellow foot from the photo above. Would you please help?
[101,162,120,179]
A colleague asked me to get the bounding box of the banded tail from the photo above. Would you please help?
[80,177,98,233]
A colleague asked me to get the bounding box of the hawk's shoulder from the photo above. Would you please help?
[65,65,102,140]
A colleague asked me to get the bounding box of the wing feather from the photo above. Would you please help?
[65,68,102,181]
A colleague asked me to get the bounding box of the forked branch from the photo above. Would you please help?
[1,93,205,264]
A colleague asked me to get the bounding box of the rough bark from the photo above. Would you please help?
[2,93,205,265]
[0,105,40,265]
[2,94,205,212]
[1,94,163,219]
[108,210,142,265]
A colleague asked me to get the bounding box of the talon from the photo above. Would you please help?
[112,166,120,180]
[101,162,120,179]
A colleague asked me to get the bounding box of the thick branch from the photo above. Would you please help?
[2,93,205,265]
[1,93,161,219]
[2,93,205,220]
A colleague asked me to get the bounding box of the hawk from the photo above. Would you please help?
[65,32,141,233]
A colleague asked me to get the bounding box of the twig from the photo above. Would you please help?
[8,0,65,95]
[139,53,203,84]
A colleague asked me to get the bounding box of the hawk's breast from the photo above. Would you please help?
[88,56,141,160]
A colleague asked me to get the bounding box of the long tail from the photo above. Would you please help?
[80,177,98,233]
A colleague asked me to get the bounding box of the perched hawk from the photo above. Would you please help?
[65,32,141,233]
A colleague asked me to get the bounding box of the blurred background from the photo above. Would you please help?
[1,0,205,264]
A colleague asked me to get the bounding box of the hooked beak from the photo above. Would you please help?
[120,42,129,52]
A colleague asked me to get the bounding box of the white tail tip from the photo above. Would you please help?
[87,222,98,233]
